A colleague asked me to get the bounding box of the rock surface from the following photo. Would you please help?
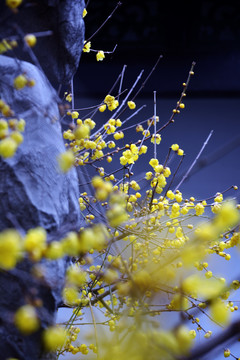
[0,1,85,358]
[0,55,81,233]
[0,53,81,359]
[0,0,85,84]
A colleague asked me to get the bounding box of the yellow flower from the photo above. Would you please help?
[215,201,240,230]
[74,124,90,139]
[96,50,105,61]
[82,8,87,18]
[99,104,106,112]
[145,171,153,180]
[61,232,79,256]
[43,326,67,351]
[151,134,161,144]
[17,118,26,132]
[58,150,75,172]
[14,305,39,334]
[223,349,231,358]
[24,34,37,47]
[214,193,223,202]
[195,203,205,216]
[45,241,63,259]
[66,264,87,287]
[6,0,22,8]
[149,158,159,168]
[83,41,91,53]
[171,144,179,151]
[0,229,22,270]
[210,299,230,325]
[107,204,128,227]
[10,131,23,145]
[65,93,72,102]
[177,149,184,156]
[114,131,124,140]
[0,137,18,158]
[71,111,79,119]
[127,101,136,109]
[63,286,80,306]
[14,74,28,90]
[24,227,47,261]
[104,94,119,111]
[139,145,147,154]
[167,190,175,200]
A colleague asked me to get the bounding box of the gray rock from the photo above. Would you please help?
[0,55,81,233]
[0,55,81,359]
[0,0,85,84]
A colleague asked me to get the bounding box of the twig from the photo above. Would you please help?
[119,64,127,99]
[71,77,74,114]
[85,2,122,43]
[131,55,163,102]
[153,90,157,159]
[89,299,100,360]
[174,130,213,192]
[180,320,240,360]
[90,44,118,54]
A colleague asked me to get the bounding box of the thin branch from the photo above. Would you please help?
[174,130,213,192]
[131,55,163,102]
[89,300,100,360]
[90,44,118,54]
[119,64,127,99]
[85,2,122,43]
[180,320,240,360]
[153,90,157,159]
[71,77,74,114]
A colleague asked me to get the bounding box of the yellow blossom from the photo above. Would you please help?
[127,101,136,109]
[210,299,230,325]
[74,124,90,139]
[83,41,91,53]
[145,171,153,180]
[149,158,159,168]
[58,150,75,172]
[99,104,106,112]
[96,51,105,61]
[171,144,179,151]
[63,286,80,306]
[195,203,205,216]
[24,227,47,261]
[114,131,124,140]
[71,111,79,119]
[45,241,63,259]
[6,0,22,8]
[82,8,87,17]
[177,149,184,156]
[66,265,87,287]
[151,134,161,144]
[107,204,128,227]
[24,34,37,47]
[0,137,18,158]
[14,305,39,334]
[14,74,28,90]
[43,326,67,351]
[10,131,23,145]
[0,229,22,270]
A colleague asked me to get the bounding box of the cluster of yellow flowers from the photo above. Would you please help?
[0,100,26,158]
[1,5,240,359]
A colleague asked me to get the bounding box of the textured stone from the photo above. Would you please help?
[0,2,85,358]
[0,0,85,84]
[0,55,81,233]
[0,55,80,359]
